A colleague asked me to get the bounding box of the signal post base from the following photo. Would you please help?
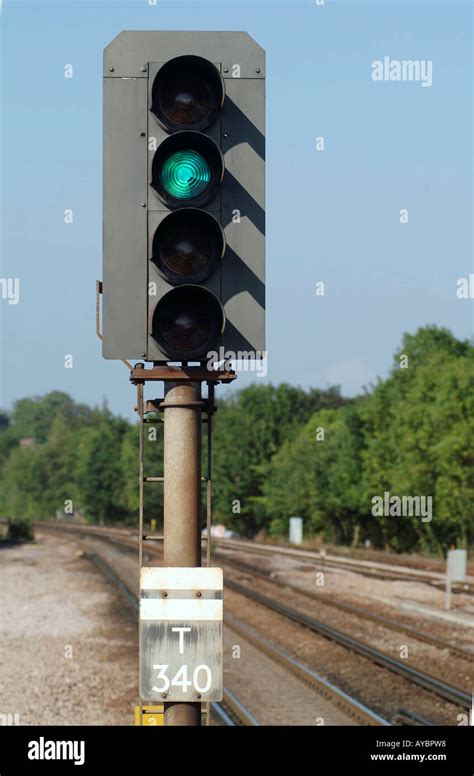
[132,363,235,726]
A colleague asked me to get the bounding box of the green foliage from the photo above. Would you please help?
[0,393,126,525]
[75,415,128,525]
[211,383,350,536]
[360,327,474,552]
[0,446,45,519]
[0,326,471,555]
[262,326,473,554]
[262,405,367,544]
[9,391,92,444]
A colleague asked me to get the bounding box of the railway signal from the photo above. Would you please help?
[102,31,265,364]
[101,30,265,728]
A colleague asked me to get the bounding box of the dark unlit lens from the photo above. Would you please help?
[153,209,224,284]
[152,56,224,132]
[152,286,224,360]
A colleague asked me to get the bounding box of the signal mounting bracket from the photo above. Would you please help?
[130,364,236,385]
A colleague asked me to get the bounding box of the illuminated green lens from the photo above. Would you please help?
[159,149,211,200]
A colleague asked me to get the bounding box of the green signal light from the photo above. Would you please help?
[159,149,211,200]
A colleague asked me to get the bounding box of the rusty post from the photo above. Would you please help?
[162,381,202,726]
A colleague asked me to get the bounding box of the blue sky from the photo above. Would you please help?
[1,0,472,419]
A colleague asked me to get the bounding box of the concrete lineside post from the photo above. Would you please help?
[162,381,202,726]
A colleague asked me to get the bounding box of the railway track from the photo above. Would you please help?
[224,613,389,726]
[39,523,471,716]
[214,553,474,662]
[39,521,473,594]
[42,524,391,725]
[33,522,473,588]
[61,523,473,665]
[224,576,471,711]
[217,537,474,594]
[87,551,259,726]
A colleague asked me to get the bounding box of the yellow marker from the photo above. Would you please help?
[134,705,164,726]
[150,518,157,532]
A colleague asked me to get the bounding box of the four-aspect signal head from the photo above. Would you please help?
[102,32,265,363]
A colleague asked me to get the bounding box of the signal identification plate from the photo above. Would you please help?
[139,567,223,702]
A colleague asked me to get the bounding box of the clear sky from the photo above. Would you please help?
[1,0,472,420]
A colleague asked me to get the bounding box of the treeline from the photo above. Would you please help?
[0,326,472,554]
[0,395,164,527]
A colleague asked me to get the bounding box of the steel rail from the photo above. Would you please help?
[216,553,474,662]
[219,689,260,727]
[210,701,236,726]
[393,709,435,727]
[225,578,472,711]
[224,612,391,726]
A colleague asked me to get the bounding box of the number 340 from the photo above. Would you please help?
[152,664,212,694]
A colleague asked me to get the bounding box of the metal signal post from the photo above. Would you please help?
[132,365,235,726]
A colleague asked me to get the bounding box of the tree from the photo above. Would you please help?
[75,421,126,524]
[0,445,45,519]
[9,392,77,443]
[360,328,474,552]
[36,413,79,518]
[212,383,349,536]
[263,405,367,544]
